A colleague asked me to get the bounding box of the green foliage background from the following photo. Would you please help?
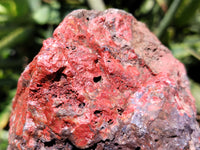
[0,0,200,149]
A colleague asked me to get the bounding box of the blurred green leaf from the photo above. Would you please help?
[49,10,60,24]
[0,48,12,59]
[191,80,200,113]
[156,0,181,38]
[0,26,18,37]
[175,0,200,27]
[170,39,200,62]
[170,43,191,60]
[0,103,11,130]
[0,15,8,22]
[0,129,8,150]
[33,5,50,25]
[156,0,167,12]
[0,4,7,14]
[0,70,3,78]
[188,9,200,33]
[0,0,30,24]
[184,35,200,43]
[0,0,17,16]
[140,0,155,14]
[66,0,85,5]
[49,0,61,9]
[0,27,31,50]
[0,130,8,140]
[27,0,41,13]
[87,0,106,11]
[14,0,29,17]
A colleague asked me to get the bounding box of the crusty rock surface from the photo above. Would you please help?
[8,9,200,149]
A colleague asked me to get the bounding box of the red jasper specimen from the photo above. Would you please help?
[8,9,200,149]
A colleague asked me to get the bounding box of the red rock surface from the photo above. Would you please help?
[8,9,200,149]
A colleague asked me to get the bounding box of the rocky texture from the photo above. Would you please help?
[8,9,200,150]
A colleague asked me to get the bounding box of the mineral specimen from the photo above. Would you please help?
[8,9,200,150]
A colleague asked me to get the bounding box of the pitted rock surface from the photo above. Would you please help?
[8,9,200,149]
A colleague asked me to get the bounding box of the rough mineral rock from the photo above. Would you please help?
[8,9,200,149]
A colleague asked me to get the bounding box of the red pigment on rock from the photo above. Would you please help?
[8,9,200,149]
